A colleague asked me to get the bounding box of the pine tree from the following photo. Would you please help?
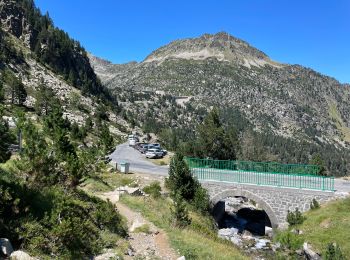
[2,70,27,105]
[34,81,57,115]
[0,107,14,163]
[99,123,114,153]
[170,193,191,228]
[166,153,198,200]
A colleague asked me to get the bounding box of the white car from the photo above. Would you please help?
[145,148,163,159]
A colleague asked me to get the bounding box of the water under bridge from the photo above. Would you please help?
[186,158,337,228]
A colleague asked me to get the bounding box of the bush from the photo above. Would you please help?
[324,243,345,260]
[143,181,161,198]
[287,208,306,226]
[275,231,304,251]
[310,198,320,210]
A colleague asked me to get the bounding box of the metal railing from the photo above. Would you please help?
[185,157,335,191]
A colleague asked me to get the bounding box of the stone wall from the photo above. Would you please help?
[202,181,335,228]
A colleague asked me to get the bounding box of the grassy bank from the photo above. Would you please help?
[298,197,350,258]
[120,195,248,260]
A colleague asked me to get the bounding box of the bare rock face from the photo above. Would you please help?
[0,0,37,48]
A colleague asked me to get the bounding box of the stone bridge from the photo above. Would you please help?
[201,181,336,229]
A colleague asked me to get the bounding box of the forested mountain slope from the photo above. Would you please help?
[90,32,350,176]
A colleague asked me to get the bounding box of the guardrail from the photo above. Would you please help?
[185,157,335,191]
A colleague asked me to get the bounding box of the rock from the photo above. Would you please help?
[271,242,281,252]
[117,186,142,196]
[126,248,134,256]
[94,251,120,260]
[2,116,16,128]
[218,228,239,238]
[10,250,37,260]
[0,238,13,256]
[242,230,253,239]
[303,242,321,260]
[254,238,271,249]
[230,235,242,246]
[177,256,186,260]
[265,226,274,237]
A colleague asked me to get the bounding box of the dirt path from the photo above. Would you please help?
[98,191,179,260]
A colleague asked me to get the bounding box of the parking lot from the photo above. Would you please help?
[109,142,169,175]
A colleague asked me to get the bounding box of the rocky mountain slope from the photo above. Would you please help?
[90,32,350,150]
[0,0,131,139]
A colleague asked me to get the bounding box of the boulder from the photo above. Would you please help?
[303,242,321,260]
[0,238,13,256]
[254,238,271,249]
[10,250,37,260]
[218,228,239,238]
[177,256,186,260]
[117,186,143,196]
[230,235,242,246]
[265,226,274,237]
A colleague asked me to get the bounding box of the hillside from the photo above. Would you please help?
[90,32,350,176]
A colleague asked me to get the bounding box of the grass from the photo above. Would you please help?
[328,101,350,142]
[296,197,350,258]
[80,169,137,193]
[133,224,151,234]
[147,154,172,166]
[120,195,248,260]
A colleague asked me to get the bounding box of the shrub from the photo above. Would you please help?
[170,194,191,228]
[310,198,320,210]
[287,208,306,226]
[275,231,304,251]
[143,181,161,198]
[324,243,345,260]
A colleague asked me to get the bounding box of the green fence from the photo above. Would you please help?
[185,158,335,191]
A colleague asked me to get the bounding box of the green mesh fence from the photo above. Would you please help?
[185,157,334,191]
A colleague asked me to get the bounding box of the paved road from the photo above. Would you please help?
[109,143,168,175]
[109,143,350,193]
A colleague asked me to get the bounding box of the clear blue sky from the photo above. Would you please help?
[34,0,350,83]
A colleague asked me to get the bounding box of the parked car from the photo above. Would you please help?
[139,144,149,153]
[129,138,137,146]
[145,148,164,159]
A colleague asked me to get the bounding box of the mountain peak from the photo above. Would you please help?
[143,32,282,68]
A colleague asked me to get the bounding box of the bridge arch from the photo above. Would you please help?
[210,188,280,228]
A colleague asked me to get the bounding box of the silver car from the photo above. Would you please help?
[145,148,163,159]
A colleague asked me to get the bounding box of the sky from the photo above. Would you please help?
[34,0,350,83]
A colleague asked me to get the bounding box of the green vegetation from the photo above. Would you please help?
[120,195,248,260]
[170,194,191,228]
[0,75,125,258]
[328,101,350,142]
[286,208,306,226]
[275,231,304,251]
[298,198,350,258]
[166,153,210,213]
[324,243,345,260]
[310,198,320,210]
[133,224,151,234]
[14,0,113,100]
[142,181,162,198]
